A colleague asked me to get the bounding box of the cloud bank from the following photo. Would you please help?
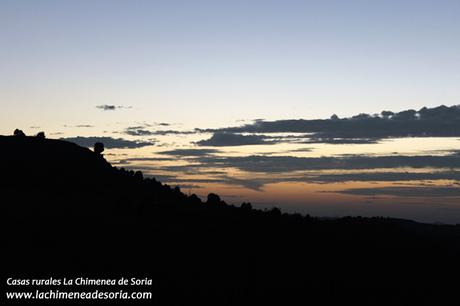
[200,105,460,142]
[62,136,153,149]
[196,132,276,146]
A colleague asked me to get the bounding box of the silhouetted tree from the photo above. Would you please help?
[241,202,252,210]
[13,129,26,137]
[134,171,143,181]
[188,194,202,205]
[393,109,417,120]
[381,111,394,119]
[36,132,45,138]
[352,113,372,120]
[269,207,282,217]
[94,142,104,155]
[330,114,339,120]
[207,193,221,205]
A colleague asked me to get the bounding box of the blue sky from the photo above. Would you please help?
[2,0,460,132]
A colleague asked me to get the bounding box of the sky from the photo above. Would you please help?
[2,0,460,223]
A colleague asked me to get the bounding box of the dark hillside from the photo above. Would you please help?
[1,136,460,305]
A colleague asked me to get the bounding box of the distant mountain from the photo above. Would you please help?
[2,135,460,305]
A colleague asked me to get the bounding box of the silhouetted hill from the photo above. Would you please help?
[2,136,460,305]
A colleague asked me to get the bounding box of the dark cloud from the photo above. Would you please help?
[204,105,460,141]
[157,175,268,191]
[335,186,460,197]
[96,105,116,111]
[151,170,460,191]
[189,153,460,173]
[114,158,175,167]
[62,136,153,149]
[124,127,197,136]
[144,152,460,175]
[196,132,276,147]
[283,148,313,153]
[151,130,197,136]
[157,148,220,157]
[96,105,131,111]
[124,127,156,136]
[174,184,203,189]
[310,171,460,183]
[303,138,379,144]
[236,134,379,145]
[217,176,266,191]
[123,150,460,192]
[114,151,460,191]
[136,122,172,127]
[63,124,95,129]
[115,157,175,165]
[128,122,172,128]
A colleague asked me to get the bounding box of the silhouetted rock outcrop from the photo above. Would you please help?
[93,141,104,154]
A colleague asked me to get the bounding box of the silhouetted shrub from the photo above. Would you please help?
[36,132,45,138]
[13,129,25,137]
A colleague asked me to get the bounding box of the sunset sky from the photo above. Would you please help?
[2,0,460,223]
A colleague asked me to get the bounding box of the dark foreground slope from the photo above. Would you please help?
[1,136,460,305]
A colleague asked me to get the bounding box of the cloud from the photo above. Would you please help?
[119,157,175,162]
[303,138,379,144]
[156,175,268,191]
[335,186,460,197]
[216,176,266,191]
[124,127,156,136]
[63,124,95,128]
[309,171,460,183]
[128,150,460,192]
[151,168,460,191]
[204,105,460,141]
[189,152,460,173]
[118,151,460,191]
[96,105,116,111]
[174,184,203,189]
[96,105,131,111]
[62,136,153,149]
[282,148,313,153]
[196,132,276,146]
[123,126,197,136]
[157,148,220,157]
